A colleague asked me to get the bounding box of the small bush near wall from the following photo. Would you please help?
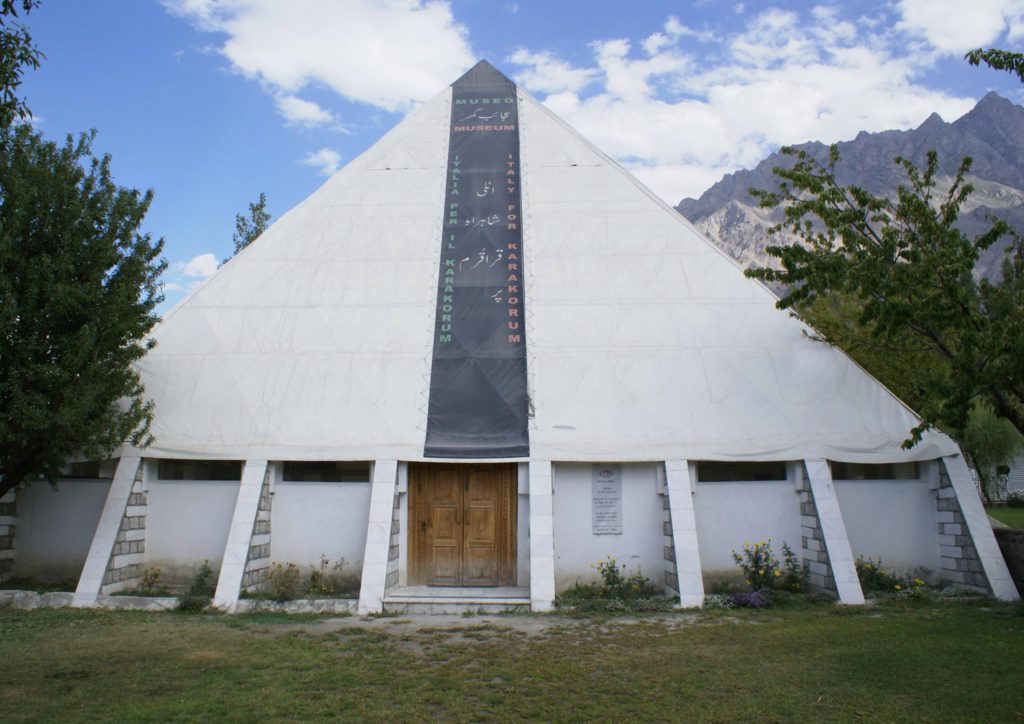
[177,561,215,611]
[267,562,302,602]
[732,541,806,594]
[246,556,359,602]
[555,557,675,614]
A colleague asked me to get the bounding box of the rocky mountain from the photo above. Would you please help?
[675,92,1024,279]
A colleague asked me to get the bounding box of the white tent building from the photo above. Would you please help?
[3,61,1017,610]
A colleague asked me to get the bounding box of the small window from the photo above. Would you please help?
[62,461,113,479]
[696,461,788,482]
[282,461,371,482]
[157,460,243,481]
[830,462,919,480]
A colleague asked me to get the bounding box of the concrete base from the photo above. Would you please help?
[234,598,358,614]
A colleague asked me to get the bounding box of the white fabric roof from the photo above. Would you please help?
[135,79,958,464]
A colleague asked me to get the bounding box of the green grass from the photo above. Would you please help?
[1,601,1022,721]
[987,505,1024,529]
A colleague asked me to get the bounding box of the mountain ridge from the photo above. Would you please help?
[675,92,1024,278]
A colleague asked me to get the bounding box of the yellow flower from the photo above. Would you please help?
[758,569,764,575]
[894,584,902,590]
[774,571,781,577]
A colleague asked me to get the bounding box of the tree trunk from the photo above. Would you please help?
[0,457,32,500]
[991,388,1024,439]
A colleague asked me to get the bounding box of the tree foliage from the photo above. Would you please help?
[0,124,165,497]
[965,48,1024,84]
[0,0,41,127]
[961,402,1024,503]
[223,192,270,263]
[747,146,1024,445]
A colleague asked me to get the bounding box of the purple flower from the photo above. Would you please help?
[729,590,772,608]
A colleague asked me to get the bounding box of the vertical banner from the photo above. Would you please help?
[424,61,530,458]
[592,465,623,535]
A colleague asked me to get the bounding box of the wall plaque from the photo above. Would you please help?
[592,464,622,535]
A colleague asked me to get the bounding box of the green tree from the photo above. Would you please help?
[0,0,42,127]
[747,146,1023,445]
[223,192,270,264]
[965,48,1024,83]
[0,125,165,497]
[961,403,1024,503]
[795,291,949,417]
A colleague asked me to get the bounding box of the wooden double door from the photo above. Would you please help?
[409,463,517,587]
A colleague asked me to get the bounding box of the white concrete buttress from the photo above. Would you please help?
[357,460,399,615]
[213,459,268,612]
[73,455,141,607]
[941,454,1020,601]
[528,460,556,612]
[665,460,704,608]
[804,459,865,605]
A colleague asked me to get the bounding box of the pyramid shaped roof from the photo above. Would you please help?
[136,61,957,464]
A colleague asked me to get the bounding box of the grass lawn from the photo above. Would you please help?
[987,505,1024,529]
[1,600,1022,721]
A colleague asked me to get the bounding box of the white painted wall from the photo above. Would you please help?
[12,479,111,582]
[551,462,664,590]
[146,480,240,584]
[835,479,940,576]
[694,481,802,578]
[270,481,372,584]
[517,462,530,586]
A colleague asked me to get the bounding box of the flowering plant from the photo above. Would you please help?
[732,540,806,594]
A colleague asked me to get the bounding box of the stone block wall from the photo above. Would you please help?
[102,465,147,591]
[937,467,989,591]
[661,492,678,596]
[385,487,401,591]
[0,491,16,583]
[240,468,272,593]
[798,472,837,594]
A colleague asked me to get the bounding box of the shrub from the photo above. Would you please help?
[729,590,773,608]
[732,540,807,595]
[177,560,214,611]
[554,556,673,614]
[268,562,301,602]
[892,582,939,603]
[308,555,349,597]
[139,567,163,596]
[1007,491,1024,508]
[855,556,902,593]
[780,542,808,593]
[703,593,736,610]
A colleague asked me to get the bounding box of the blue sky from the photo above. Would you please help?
[17,0,1024,311]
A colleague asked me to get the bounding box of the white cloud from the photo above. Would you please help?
[274,94,335,127]
[161,251,219,300]
[162,0,1022,206]
[300,147,343,176]
[507,49,596,94]
[897,0,1024,53]
[181,252,219,278]
[163,0,475,113]
[513,6,994,202]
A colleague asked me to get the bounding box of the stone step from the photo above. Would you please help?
[382,597,530,615]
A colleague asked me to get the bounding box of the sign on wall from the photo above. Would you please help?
[592,464,623,535]
[424,61,530,459]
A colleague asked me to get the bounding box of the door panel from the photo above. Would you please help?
[464,467,499,585]
[409,463,517,587]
